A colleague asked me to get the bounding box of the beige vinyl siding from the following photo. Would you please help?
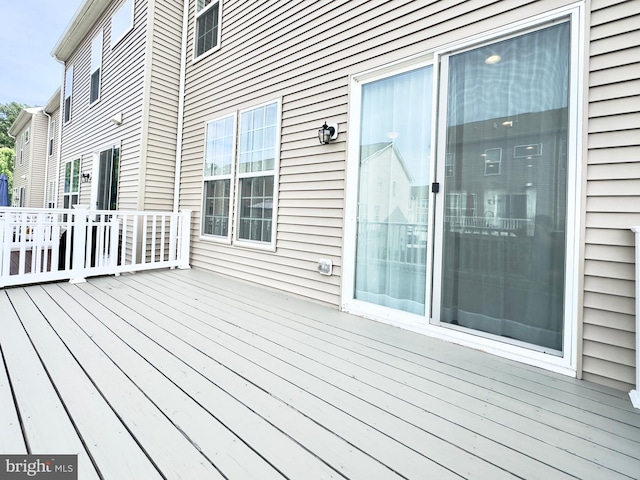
[180,0,576,306]
[59,0,149,211]
[139,0,184,212]
[47,107,61,207]
[28,113,49,208]
[583,0,640,391]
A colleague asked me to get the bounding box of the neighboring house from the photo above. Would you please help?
[8,107,51,208]
[50,0,184,212]
[45,0,638,395]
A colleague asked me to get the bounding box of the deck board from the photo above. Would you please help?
[128,270,640,479]
[1,268,639,479]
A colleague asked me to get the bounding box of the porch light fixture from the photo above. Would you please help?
[318,122,338,144]
[485,54,501,64]
[81,173,91,183]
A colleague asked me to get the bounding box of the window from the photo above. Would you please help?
[201,100,280,247]
[195,0,221,58]
[48,119,55,156]
[95,147,120,210]
[64,66,73,123]
[63,159,80,209]
[47,181,56,208]
[237,101,279,244]
[90,30,103,104]
[445,153,455,177]
[111,0,133,48]
[483,148,502,176]
[18,187,25,208]
[202,114,235,239]
[24,128,29,144]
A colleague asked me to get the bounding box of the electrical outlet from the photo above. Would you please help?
[317,258,333,276]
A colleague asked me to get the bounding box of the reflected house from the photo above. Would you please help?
[358,142,413,225]
[442,107,568,350]
[356,142,428,314]
[445,108,568,237]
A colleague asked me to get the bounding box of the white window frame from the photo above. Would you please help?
[63,158,81,209]
[234,99,281,250]
[199,99,281,250]
[64,66,73,124]
[483,147,502,176]
[47,181,56,208]
[343,4,584,376]
[48,119,55,156]
[111,0,134,49]
[90,30,103,104]
[19,135,23,166]
[24,128,29,144]
[201,113,236,243]
[193,0,222,61]
[430,6,584,375]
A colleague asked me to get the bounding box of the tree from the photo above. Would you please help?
[0,102,28,149]
[0,147,13,192]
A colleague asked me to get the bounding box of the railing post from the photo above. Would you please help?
[69,208,88,284]
[0,216,7,285]
[178,210,191,270]
[631,226,640,409]
[110,218,121,273]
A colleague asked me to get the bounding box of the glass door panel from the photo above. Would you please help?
[438,23,570,352]
[355,65,433,316]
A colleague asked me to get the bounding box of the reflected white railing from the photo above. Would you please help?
[446,216,534,236]
[0,208,191,288]
[631,226,640,409]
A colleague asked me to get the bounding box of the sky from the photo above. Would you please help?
[0,0,84,106]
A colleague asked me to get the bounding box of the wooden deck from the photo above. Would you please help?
[1,268,639,479]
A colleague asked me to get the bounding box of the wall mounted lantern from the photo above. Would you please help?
[81,173,91,183]
[318,122,338,144]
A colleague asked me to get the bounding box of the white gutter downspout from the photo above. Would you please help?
[52,55,66,209]
[42,109,52,208]
[173,0,190,213]
[631,226,640,409]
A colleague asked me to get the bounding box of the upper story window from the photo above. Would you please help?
[24,128,29,144]
[48,119,55,156]
[195,0,221,59]
[111,0,134,49]
[90,30,103,104]
[64,66,73,123]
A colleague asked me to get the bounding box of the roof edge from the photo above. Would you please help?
[8,108,44,136]
[51,0,112,62]
[44,87,62,113]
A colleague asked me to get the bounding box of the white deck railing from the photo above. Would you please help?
[0,208,191,288]
[631,226,640,409]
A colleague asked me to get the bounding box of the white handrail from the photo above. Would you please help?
[0,208,191,288]
[631,226,640,409]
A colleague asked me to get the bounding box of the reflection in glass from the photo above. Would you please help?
[355,66,433,315]
[440,23,570,351]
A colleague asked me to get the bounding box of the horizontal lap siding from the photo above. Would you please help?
[583,0,640,391]
[180,0,576,306]
[59,0,148,211]
[141,0,183,211]
[28,113,49,208]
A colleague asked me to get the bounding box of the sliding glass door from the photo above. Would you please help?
[354,65,433,316]
[436,22,571,352]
